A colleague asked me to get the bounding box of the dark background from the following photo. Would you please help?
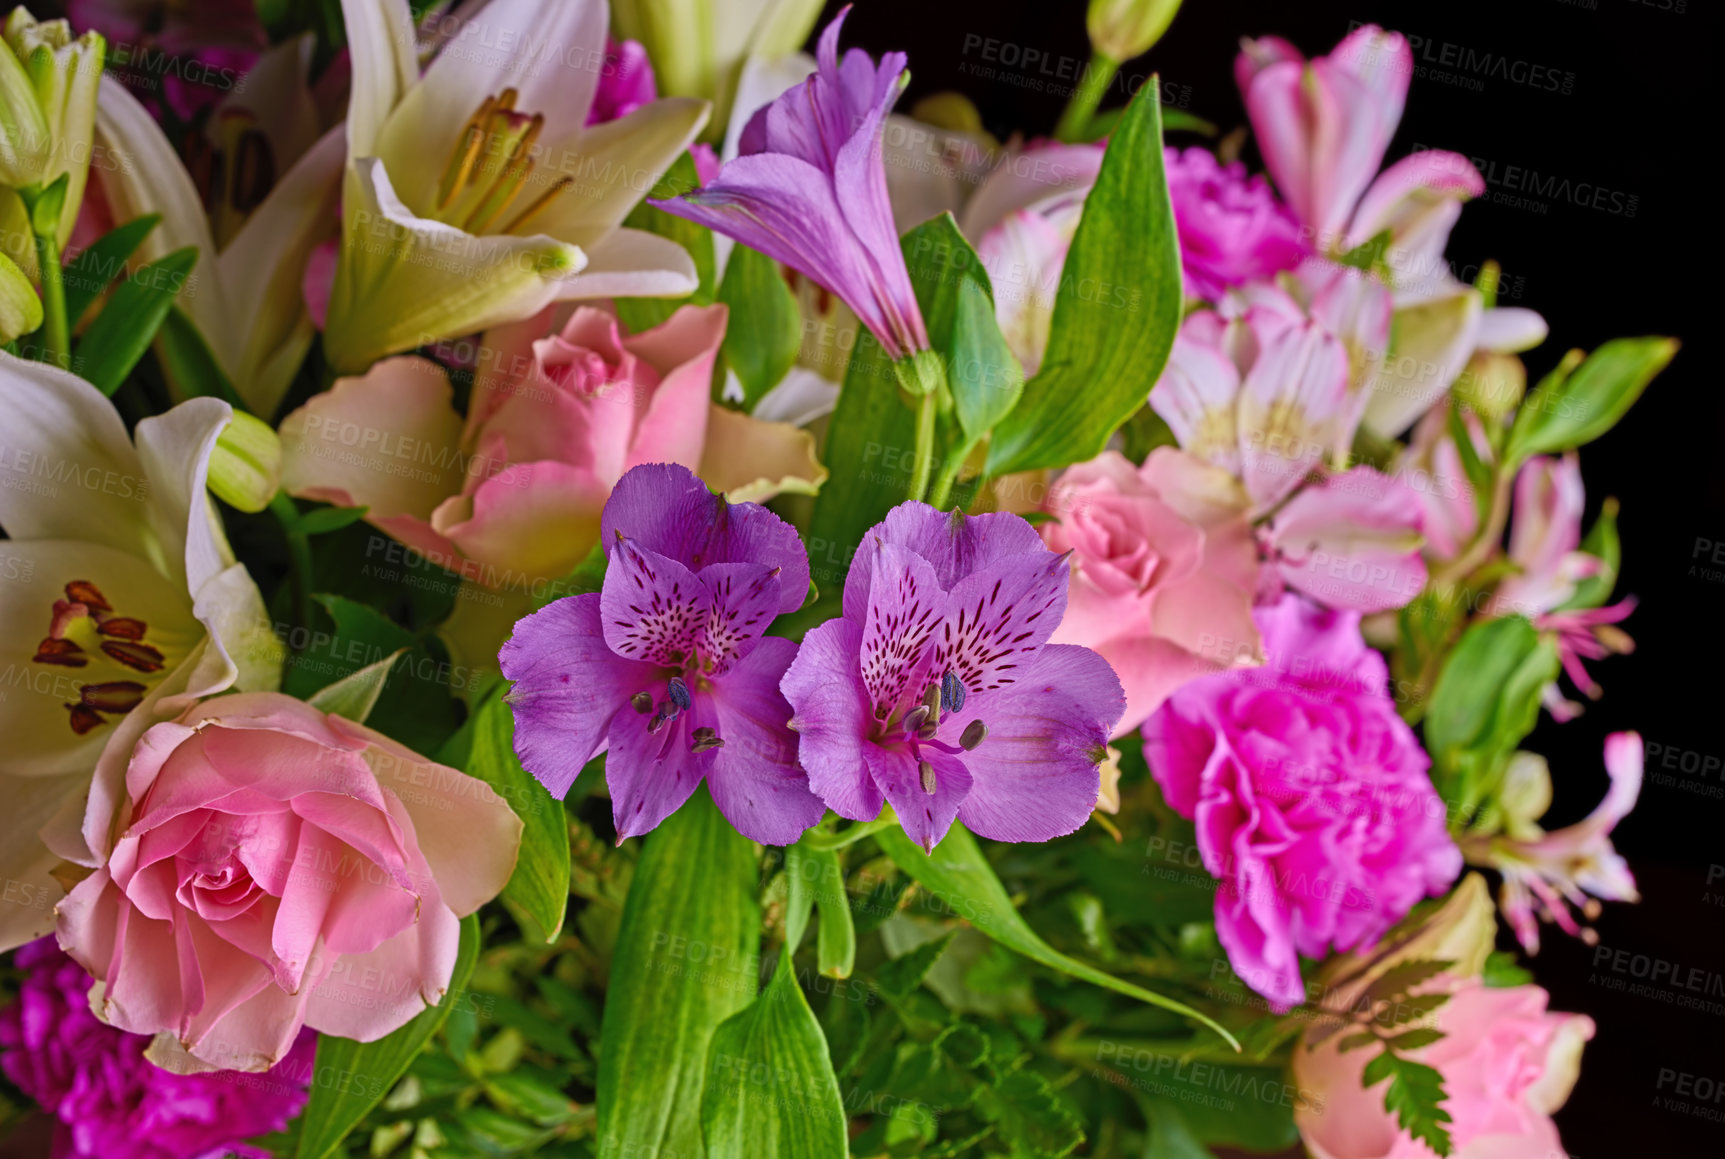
[828,0,1722,1152]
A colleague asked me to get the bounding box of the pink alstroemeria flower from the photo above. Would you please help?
[652,9,930,362]
[1463,734,1642,953]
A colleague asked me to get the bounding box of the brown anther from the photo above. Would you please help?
[632,691,655,714]
[915,721,939,742]
[80,682,147,713]
[97,618,148,640]
[901,705,929,734]
[67,705,105,735]
[101,641,166,673]
[33,638,87,667]
[918,760,937,796]
[959,720,989,751]
[500,174,574,234]
[64,581,111,611]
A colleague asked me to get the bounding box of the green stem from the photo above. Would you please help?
[33,230,70,370]
[269,490,314,648]
[927,440,973,511]
[1054,52,1120,143]
[801,815,897,852]
[907,388,937,503]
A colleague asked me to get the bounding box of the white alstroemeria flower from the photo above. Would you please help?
[90,50,345,417]
[0,354,281,950]
[324,0,710,373]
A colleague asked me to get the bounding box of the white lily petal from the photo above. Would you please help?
[324,159,586,372]
[0,353,149,553]
[91,75,229,353]
[375,0,609,213]
[751,365,840,427]
[530,98,711,246]
[215,125,346,415]
[340,0,421,160]
[212,33,321,169]
[187,562,283,699]
[0,770,85,951]
[547,226,695,301]
[133,397,235,596]
[0,538,203,777]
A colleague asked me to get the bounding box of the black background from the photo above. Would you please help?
[826,0,1722,1152]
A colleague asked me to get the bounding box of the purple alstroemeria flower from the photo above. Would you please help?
[782,503,1125,851]
[650,8,930,361]
[500,463,825,845]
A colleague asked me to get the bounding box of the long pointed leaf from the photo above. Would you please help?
[878,823,1239,1049]
[73,247,198,396]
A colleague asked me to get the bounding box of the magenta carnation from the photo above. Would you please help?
[1141,596,1460,1012]
[0,939,313,1159]
[1165,146,1310,301]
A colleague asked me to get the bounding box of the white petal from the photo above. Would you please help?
[133,398,236,596]
[212,33,321,170]
[0,353,149,553]
[546,227,695,301]
[339,0,421,159]
[528,98,710,246]
[0,770,85,951]
[323,159,586,372]
[751,365,840,427]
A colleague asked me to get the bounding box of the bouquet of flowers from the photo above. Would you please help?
[0,1,1675,1157]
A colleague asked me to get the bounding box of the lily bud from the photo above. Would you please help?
[0,250,41,341]
[1087,0,1183,63]
[208,411,282,514]
[610,0,824,126]
[1,8,103,266]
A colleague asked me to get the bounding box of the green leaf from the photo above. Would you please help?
[1364,958,1455,1004]
[1385,1027,1446,1052]
[1379,992,1450,1027]
[61,214,160,327]
[717,242,801,408]
[304,648,406,722]
[876,824,1239,1049]
[1337,1032,1380,1054]
[598,787,760,1159]
[614,151,714,333]
[700,952,849,1159]
[877,931,954,1000]
[977,1069,1085,1157]
[1139,1099,1215,1159]
[948,275,1023,444]
[1363,1050,1453,1156]
[786,842,856,978]
[294,914,479,1159]
[985,79,1181,476]
[1507,337,1677,463]
[1422,616,1559,811]
[1561,497,1620,610]
[72,247,198,395]
[298,505,371,536]
[1481,950,1535,988]
[156,306,248,409]
[443,682,569,942]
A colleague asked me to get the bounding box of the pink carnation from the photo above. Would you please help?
[1142,595,1460,1011]
[1165,146,1310,301]
[0,939,312,1159]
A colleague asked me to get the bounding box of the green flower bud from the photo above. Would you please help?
[0,248,40,340]
[1,8,103,268]
[1086,0,1183,63]
[610,0,824,128]
[209,411,282,514]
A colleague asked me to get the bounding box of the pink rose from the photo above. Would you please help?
[1041,449,1262,737]
[280,304,824,587]
[55,694,522,1072]
[1295,975,1593,1159]
[1142,595,1461,1011]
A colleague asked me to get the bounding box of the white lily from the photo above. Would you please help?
[89,40,344,417]
[0,353,281,951]
[324,0,710,374]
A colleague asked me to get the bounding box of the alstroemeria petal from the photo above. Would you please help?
[781,617,881,823]
[600,462,809,613]
[1149,330,1245,474]
[869,746,972,853]
[931,547,1070,699]
[858,543,947,721]
[843,503,1048,617]
[499,594,657,797]
[1268,467,1428,613]
[947,644,1121,843]
[704,637,826,845]
[602,535,714,668]
[1237,320,1351,510]
[697,561,782,675]
[1362,288,1483,437]
[606,695,711,841]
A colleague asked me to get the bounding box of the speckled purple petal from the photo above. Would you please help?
[781,616,882,822]
[930,548,1070,699]
[698,561,782,676]
[601,462,809,613]
[602,536,710,667]
[868,746,972,853]
[843,503,1050,617]
[704,637,827,845]
[606,694,712,841]
[858,542,946,722]
[500,595,660,797]
[946,644,1122,843]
